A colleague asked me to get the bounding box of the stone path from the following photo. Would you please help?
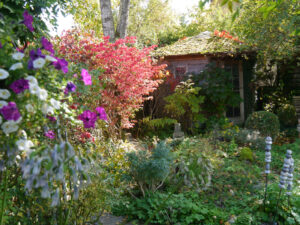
[99,213,134,225]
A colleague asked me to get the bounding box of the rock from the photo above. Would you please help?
[173,123,184,139]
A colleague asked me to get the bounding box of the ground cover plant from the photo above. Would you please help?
[0,0,299,224]
[113,136,300,225]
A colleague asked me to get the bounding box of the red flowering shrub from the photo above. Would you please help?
[214,30,243,43]
[57,29,166,130]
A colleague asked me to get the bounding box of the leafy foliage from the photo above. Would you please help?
[170,138,214,192]
[57,29,166,131]
[245,111,280,139]
[0,0,71,43]
[277,104,298,128]
[125,141,173,196]
[112,192,229,225]
[164,79,205,133]
[192,63,242,119]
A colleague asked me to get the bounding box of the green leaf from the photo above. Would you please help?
[228,1,233,12]
[221,0,229,6]
[232,8,240,22]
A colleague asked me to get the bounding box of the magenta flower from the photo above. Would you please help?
[46,115,57,122]
[0,102,21,121]
[79,110,98,128]
[53,58,68,74]
[95,107,107,121]
[45,130,55,139]
[81,69,92,85]
[10,79,29,94]
[41,37,54,54]
[64,82,77,95]
[23,11,34,32]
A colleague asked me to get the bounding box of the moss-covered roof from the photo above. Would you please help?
[154,31,252,57]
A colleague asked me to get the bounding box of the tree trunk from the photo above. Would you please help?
[116,0,130,38]
[99,0,115,42]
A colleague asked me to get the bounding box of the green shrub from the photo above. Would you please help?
[192,63,242,118]
[277,104,298,127]
[239,147,254,162]
[125,142,173,196]
[164,79,205,134]
[112,192,228,225]
[170,138,214,192]
[234,128,266,150]
[245,111,280,139]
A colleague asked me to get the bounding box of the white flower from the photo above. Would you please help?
[0,69,9,80]
[45,55,57,62]
[15,117,22,124]
[1,121,19,134]
[50,98,61,110]
[16,139,34,152]
[25,104,35,113]
[9,62,23,70]
[29,84,40,95]
[41,103,54,115]
[25,76,38,87]
[0,101,8,109]
[0,116,2,124]
[37,88,48,100]
[0,89,10,99]
[33,58,46,69]
[12,52,24,60]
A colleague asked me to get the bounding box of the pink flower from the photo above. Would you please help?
[45,130,55,139]
[81,69,92,85]
[95,107,107,121]
[79,110,97,128]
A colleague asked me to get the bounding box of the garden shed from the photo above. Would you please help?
[155,31,256,123]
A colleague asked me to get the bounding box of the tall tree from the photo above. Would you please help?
[99,0,130,41]
[99,0,116,41]
[69,0,178,45]
[116,0,130,38]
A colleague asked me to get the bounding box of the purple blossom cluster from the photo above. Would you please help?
[45,130,55,139]
[23,11,34,32]
[41,37,54,54]
[28,49,45,69]
[47,115,57,122]
[10,79,29,94]
[0,102,21,121]
[53,58,68,74]
[79,107,107,128]
[79,110,98,128]
[96,107,108,121]
[64,82,77,95]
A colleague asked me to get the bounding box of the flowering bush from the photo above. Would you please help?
[0,10,107,224]
[57,29,167,130]
[214,30,243,43]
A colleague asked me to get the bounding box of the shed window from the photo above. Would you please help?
[225,62,241,118]
[175,66,186,76]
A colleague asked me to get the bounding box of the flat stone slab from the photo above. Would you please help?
[99,213,134,225]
